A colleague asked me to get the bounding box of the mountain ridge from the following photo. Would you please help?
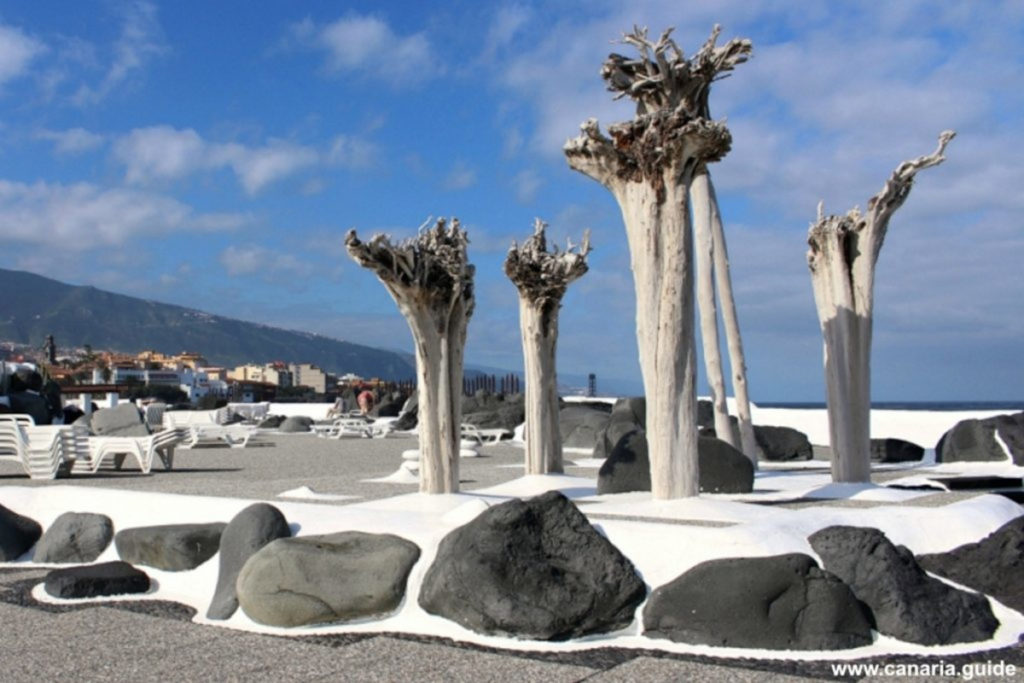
[0,268,416,380]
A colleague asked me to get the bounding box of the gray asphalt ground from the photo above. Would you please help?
[1,433,1022,682]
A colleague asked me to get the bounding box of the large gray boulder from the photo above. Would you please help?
[936,413,1024,464]
[463,392,525,432]
[278,416,313,433]
[44,561,149,599]
[207,503,291,620]
[592,397,645,460]
[597,433,753,495]
[559,404,612,450]
[754,425,812,461]
[7,391,50,425]
[918,516,1024,613]
[115,523,225,571]
[644,554,873,650]
[237,531,420,627]
[0,503,42,561]
[419,491,646,640]
[78,403,150,437]
[870,438,924,463]
[34,512,114,564]
[809,526,998,645]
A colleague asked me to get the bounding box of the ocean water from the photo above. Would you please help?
[758,401,1024,412]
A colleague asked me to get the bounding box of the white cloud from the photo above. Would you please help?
[0,179,247,248]
[482,4,532,61]
[289,14,440,86]
[113,126,320,194]
[72,0,167,104]
[512,168,541,204]
[34,127,106,155]
[219,244,315,279]
[442,161,478,190]
[0,23,45,88]
[326,134,377,169]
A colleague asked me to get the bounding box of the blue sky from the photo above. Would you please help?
[0,1,1021,401]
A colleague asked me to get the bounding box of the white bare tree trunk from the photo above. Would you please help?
[519,300,562,473]
[505,219,590,475]
[346,218,474,494]
[564,26,750,499]
[691,166,735,449]
[693,167,758,462]
[808,131,954,483]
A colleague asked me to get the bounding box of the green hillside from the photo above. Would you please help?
[0,268,416,380]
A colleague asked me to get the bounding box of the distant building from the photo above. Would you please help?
[289,363,335,395]
[228,363,293,387]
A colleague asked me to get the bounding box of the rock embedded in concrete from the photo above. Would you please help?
[207,503,291,620]
[918,515,1024,613]
[753,425,812,461]
[44,561,149,599]
[810,525,998,645]
[237,531,420,627]
[115,522,226,571]
[0,503,42,561]
[644,553,873,650]
[34,511,114,563]
[419,490,646,640]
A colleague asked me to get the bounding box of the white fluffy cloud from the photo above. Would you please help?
[442,160,478,190]
[34,127,106,155]
[0,23,45,88]
[219,244,315,279]
[113,126,322,194]
[0,179,247,248]
[72,0,167,105]
[289,14,440,86]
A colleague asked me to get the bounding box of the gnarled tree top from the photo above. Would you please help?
[346,217,475,317]
[564,25,750,195]
[604,25,752,117]
[504,218,591,309]
[808,130,955,272]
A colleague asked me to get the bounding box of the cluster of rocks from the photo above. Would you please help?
[936,412,1024,464]
[3,490,1017,649]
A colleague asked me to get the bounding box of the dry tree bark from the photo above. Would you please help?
[346,218,475,494]
[564,25,751,498]
[504,218,591,475]
[808,131,954,483]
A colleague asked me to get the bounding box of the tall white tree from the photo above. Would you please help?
[808,131,954,482]
[564,26,751,498]
[345,218,475,494]
[504,218,591,475]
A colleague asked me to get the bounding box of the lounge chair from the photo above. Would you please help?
[312,417,374,439]
[75,427,188,473]
[182,423,263,449]
[461,423,511,445]
[0,415,89,479]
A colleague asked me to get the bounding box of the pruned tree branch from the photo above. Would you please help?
[504,218,591,312]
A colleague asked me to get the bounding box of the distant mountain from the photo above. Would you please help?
[0,268,416,380]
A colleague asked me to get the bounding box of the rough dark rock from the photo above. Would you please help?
[79,403,150,437]
[237,531,420,627]
[0,503,42,561]
[870,438,925,463]
[257,414,285,429]
[419,491,646,640]
[592,397,646,460]
[34,512,114,564]
[560,404,612,450]
[278,416,313,433]
[597,432,753,495]
[7,391,51,425]
[698,437,755,494]
[919,516,1024,613]
[644,553,873,650]
[207,503,291,620]
[463,393,525,432]
[44,561,150,599]
[754,425,812,461]
[372,391,408,418]
[809,525,998,645]
[936,413,1024,465]
[115,523,226,571]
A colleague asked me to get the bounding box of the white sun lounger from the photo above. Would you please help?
[312,417,374,439]
[0,415,89,480]
[461,423,511,445]
[75,427,188,474]
[182,423,264,449]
